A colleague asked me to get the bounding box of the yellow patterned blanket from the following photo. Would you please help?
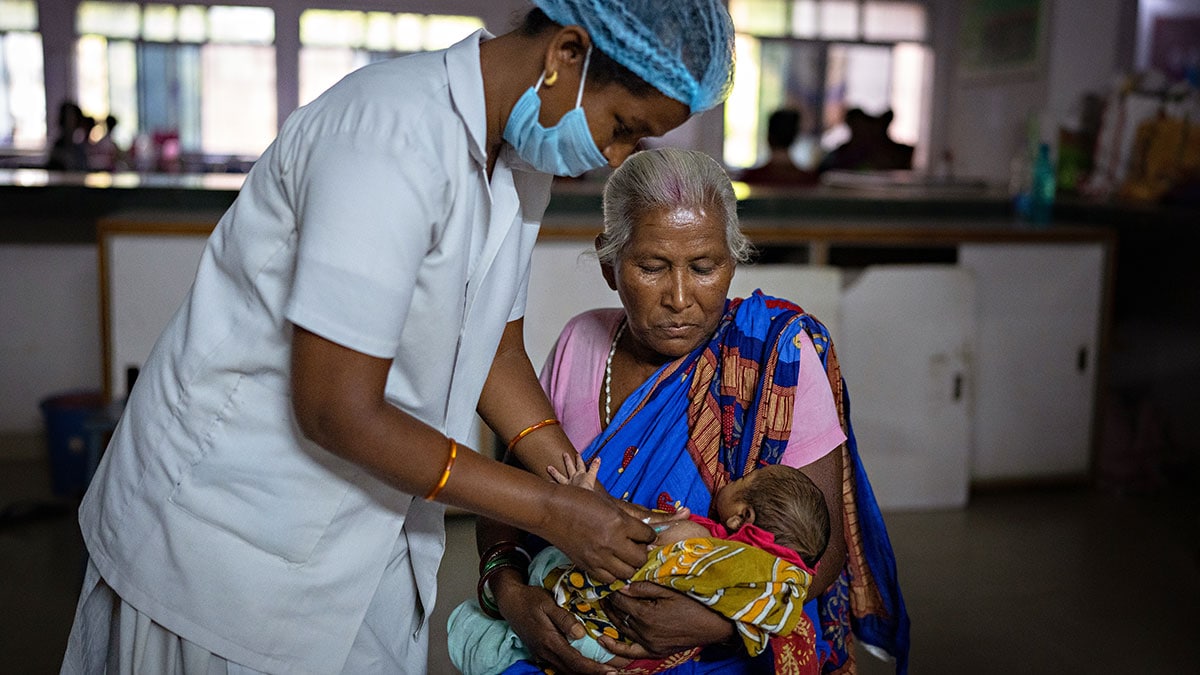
[544,537,812,657]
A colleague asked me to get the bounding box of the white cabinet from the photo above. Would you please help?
[840,266,975,510]
[95,229,1109,500]
[526,252,978,510]
[102,232,208,398]
[959,243,1105,481]
[0,244,101,432]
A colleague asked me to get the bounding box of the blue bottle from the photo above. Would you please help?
[1029,143,1056,225]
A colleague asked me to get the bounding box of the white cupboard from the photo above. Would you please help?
[839,266,975,510]
[102,233,208,399]
[959,243,1106,481]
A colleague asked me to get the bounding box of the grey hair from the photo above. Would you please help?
[598,148,752,265]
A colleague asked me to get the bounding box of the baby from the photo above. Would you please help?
[448,457,830,674]
[550,455,830,567]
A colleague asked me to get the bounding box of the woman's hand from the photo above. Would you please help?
[598,582,737,660]
[492,568,630,675]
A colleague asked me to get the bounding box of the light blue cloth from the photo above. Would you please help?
[446,547,616,675]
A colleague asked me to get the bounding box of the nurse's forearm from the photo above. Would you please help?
[475,452,540,558]
[308,405,649,581]
[476,317,581,478]
[290,325,564,533]
[290,325,653,581]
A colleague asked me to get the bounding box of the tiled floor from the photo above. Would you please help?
[3,457,1197,674]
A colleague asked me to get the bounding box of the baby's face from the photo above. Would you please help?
[713,471,759,531]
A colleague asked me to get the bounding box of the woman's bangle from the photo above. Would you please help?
[424,437,457,501]
[477,571,506,619]
[479,541,531,576]
[477,560,527,620]
[506,418,560,452]
[476,539,530,619]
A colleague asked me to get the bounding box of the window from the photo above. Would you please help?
[298,9,483,107]
[725,0,931,171]
[75,2,276,162]
[0,0,45,150]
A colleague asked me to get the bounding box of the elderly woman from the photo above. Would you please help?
[469,148,910,674]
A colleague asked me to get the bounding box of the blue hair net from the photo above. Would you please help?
[532,0,735,114]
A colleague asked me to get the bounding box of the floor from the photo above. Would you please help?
[2,457,1197,675]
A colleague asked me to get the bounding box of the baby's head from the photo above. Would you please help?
[714,464,830,568]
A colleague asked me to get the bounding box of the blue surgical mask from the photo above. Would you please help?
[503,47,608,177]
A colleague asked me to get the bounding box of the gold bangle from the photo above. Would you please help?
[506,418,560,452]
[424,438,457,501]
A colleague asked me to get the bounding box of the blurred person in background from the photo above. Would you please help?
[740,108,819,186]
[88,115,126,171]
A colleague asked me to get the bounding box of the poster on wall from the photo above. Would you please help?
[958,0,1046,82]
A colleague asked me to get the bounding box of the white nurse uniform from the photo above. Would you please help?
[65,30,552,674]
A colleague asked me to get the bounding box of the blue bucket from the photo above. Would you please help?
[39,391,105,497]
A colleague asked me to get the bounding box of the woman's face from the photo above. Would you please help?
[605,205,734,362]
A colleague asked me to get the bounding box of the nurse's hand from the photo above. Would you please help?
[492,568,630,675]
[539,485,656,584]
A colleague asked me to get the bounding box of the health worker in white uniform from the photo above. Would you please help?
[61,1,737,674]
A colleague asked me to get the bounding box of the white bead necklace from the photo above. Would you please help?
[603,319,627,426]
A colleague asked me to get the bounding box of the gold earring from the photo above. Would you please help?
[544,70,558,87]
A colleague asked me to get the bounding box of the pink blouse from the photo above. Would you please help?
[539,308,846,469]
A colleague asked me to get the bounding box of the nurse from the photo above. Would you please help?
[60,1,735,673]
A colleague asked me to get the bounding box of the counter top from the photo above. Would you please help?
[3,168,1194,244]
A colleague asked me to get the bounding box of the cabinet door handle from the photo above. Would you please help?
[1077,346,1089,373]
[953,373,963,401]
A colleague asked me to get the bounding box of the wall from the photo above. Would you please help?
[0,243,101,458]
[37,0,533,153]
[35,0,730,166]
[32,0,1165,184]
[1135,0,1200,71]
[3,0,1157,458]
[941,0,1133,185]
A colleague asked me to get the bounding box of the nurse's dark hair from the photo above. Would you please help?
[520,7,657,98]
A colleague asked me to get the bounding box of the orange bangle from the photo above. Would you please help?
[506,418,560,452]
[424,438,457,501]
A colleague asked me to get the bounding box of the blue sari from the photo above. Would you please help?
[510,292,909,674]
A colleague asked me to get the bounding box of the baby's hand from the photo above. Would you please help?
[547,453,601,491]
